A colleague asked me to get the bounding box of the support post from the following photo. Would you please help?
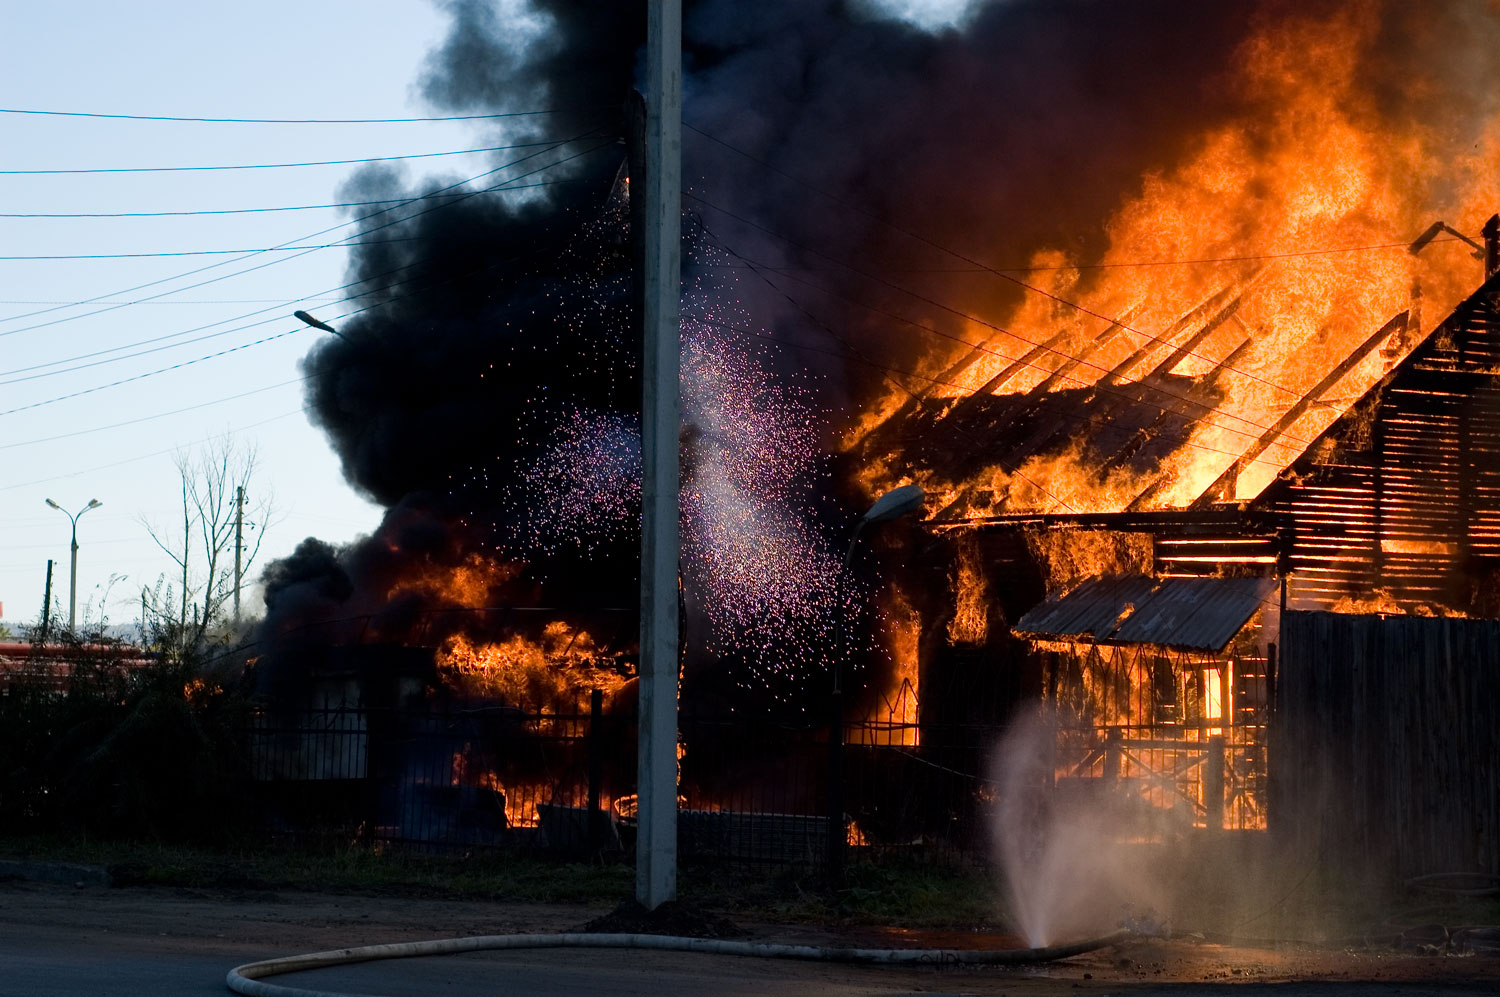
[588,687,605,853]
[40,560,54,640]
[234,486,244,625]
[826,685,845,880]
[68,523,79,631]
[1104,727,1123,788]
[1205,734,1226,830]
[636,0,682,912]
[826,525,868,882]
[1484,213,1499,279]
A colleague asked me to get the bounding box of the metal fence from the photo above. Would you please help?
[243,694,1003,866]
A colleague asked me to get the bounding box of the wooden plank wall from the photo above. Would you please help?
[1262,283,1500,613]
[1278,611,1500,876]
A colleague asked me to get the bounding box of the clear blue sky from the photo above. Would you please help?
[0,0,964,630]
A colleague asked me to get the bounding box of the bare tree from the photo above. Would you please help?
[141,436,274,652]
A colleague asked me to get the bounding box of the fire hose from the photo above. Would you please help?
[226,928,1132,997]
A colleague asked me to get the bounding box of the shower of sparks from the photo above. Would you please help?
[678,291,869,705]
[458,192,886,705]
[507,406,641,556]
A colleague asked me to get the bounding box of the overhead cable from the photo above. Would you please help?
[684,190,1313,450]
[0,106,601,124]
[0,129,613,333]
[0,177,588,218]
[0,139,572,175]
[686,121,1313,399]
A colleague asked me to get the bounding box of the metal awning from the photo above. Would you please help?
[1013,575,1275,653]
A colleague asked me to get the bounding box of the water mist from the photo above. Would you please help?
[990,710,1169,947]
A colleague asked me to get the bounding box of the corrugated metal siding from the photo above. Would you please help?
[1012,575,1156,643]
[1014,575,1273,652]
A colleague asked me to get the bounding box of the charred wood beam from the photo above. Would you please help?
[1140,287,1248,382]
[928,508,1280,534]
[1100,281,1249,387]
[924,289,1246,518]
[1189,310,1409,510]
[1122,338,1257,511]
[1110,333,1254,480]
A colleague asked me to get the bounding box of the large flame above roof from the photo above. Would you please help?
[847,4,1500,520]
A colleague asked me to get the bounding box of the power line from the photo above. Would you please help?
[0,139,572,175]
[0,410,302,493]
[0,298,347,305]
[0,237,422,262]
[684,190,1314,452]
[0,129,614,334]
[0,152,609,409]
[0,380,302,451]
[0,141,614,389]
[688,236,1462,273]
[0,178,589,218]
[685,121,1315,401]
[0,323,323,418]
[0,311,293,382]
[0,106,601,124]
[0,141,579,326]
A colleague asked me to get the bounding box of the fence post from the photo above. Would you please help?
[1103,727,1122,788]
[587,687,604,853]
[1205,734,1226,830]
[826,686,845,883]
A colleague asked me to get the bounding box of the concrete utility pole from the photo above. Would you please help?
[234,486,245,625]
[637,0,682,911]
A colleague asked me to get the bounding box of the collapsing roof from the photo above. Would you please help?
[847,252,1459,522]
[1013,575,1276,653]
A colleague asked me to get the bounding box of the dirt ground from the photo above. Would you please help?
[3,878,1498,995]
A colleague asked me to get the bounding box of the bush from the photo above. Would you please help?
[0,632,252,843]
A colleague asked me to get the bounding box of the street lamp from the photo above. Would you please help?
[827,483,926,882]
[44,497,102,631]
[294,310,351,342]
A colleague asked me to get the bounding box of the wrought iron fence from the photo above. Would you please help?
[242,696,1267,866]
[243,693,1009,866]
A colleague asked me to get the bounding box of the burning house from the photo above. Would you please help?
[853,247,1500,843]
[239,2,1500,866]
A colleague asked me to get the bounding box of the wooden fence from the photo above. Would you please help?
[1278,611,1500,876]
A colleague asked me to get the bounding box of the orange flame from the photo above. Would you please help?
[437,623,628,707]
[852,5,1500,519]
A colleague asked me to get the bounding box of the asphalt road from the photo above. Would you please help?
[3,879,1498,996]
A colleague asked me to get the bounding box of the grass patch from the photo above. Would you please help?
[0,834,1006,927]
[0,835,632,904]
[678,857,1006,928]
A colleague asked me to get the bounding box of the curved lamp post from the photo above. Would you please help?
[294,310,351,342]
[44,497,102,630]
[828,483,925,881]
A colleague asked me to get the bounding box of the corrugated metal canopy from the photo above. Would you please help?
[1014,575,1275,653]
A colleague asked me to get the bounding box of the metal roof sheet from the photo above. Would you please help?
[1014,574,1274,652]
